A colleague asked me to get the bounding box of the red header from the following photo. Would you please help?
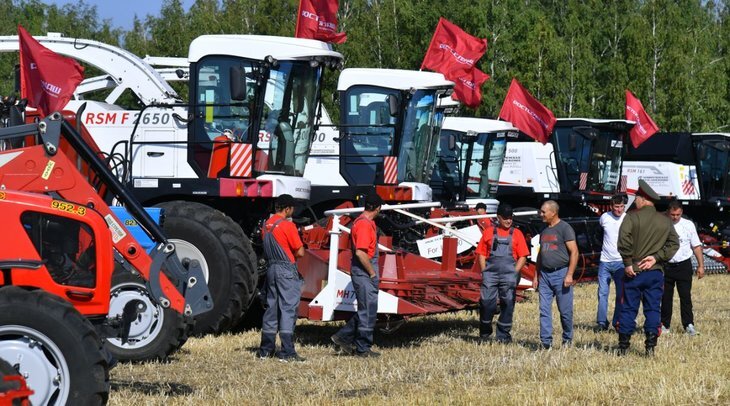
[498,78,556,144]
[295,0,347,44]
[625,90,659,148]
[18,25,84,116]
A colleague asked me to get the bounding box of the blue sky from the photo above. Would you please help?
[45,0,197,30]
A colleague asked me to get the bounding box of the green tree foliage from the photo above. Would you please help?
[0,0,728,132]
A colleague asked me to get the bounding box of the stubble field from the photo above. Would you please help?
[108,275,730,405]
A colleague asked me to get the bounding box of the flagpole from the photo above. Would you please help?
[295,0,303,37]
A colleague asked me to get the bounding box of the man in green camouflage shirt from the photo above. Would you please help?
[616,179,679,356]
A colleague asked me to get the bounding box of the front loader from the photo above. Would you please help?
[0,98,212,378]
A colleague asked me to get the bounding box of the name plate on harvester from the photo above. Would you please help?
[416,225,482,259]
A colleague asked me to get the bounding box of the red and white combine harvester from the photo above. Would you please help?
[0,33,344,334]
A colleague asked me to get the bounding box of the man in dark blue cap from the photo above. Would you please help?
[616,179,679,355]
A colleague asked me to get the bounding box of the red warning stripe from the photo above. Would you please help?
[579,172,588,190]
[230,143,252,177]
[384,156,398,184]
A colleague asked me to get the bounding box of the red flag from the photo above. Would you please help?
[498,78,556,144]
[421,18,486,75]
[625,90,659,148]
[295,0,347,44]
[18,25,84,117]
[450,68,490,109]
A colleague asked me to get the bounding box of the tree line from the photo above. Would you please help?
[1,0,728,132]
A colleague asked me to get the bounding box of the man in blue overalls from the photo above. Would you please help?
[258,194,306,362]
[475,204,529,343]
[331,194,383,358]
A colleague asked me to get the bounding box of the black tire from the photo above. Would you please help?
[104,272,188,362]
[157,201,257,335]
[0,286,109,405]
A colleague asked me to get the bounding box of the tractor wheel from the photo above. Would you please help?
[104,272,188,362]
[0,357,32,406]
[157,201,257,335]
[0,286,109,405]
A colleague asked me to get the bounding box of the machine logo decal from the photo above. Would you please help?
[104,214,127,243]
[41,160,55,180]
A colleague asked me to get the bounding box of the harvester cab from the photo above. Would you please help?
[0,33,344,335]
[305,69,454,208]
[498,118,633,213]
[693,133,730,210]
[431,117,516,204]
[623,132,730,272]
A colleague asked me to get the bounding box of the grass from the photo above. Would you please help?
[109,275,730,405]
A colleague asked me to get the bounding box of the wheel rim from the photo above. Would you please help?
[0,325,70,405]
[169,238,210,282]
[106,281,165,350]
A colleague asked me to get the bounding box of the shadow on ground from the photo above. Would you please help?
[111,380,194,397]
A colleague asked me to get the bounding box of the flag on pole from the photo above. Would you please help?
[421,18,486,75]
[625,90,659,148]
[420,18,489,108]
[498,78,556,144]
[450,68,490,109]
[18,25,84,117]
[295,0,347,44]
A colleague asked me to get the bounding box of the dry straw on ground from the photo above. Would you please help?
[109,275,730,405]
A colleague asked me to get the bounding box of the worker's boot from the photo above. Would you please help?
[645,332,658,356]
[479,322,493,342]
[617,333,631,356]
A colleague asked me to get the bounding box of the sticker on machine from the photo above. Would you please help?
[104,214,128,243]
[416,225,482,259]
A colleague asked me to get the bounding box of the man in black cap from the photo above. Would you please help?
[332,193,384,357]
[616,179,679,355]
[258,194,306,362]
[475,202,490,230]
[474,203,529,343]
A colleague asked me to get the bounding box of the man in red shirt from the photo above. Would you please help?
[475,203,529,343]
[475,202,491,230]
[331,194,383,358]
[258,194,306,362]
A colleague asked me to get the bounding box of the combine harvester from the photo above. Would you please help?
[495,118,635,281]
[0,33,344,334]
[623,132,730,273]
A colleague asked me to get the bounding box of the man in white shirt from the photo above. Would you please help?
[596,195,626,330]
[662,200,705,336]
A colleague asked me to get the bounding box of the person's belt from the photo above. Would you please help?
[541,266,566,272]
[667,258,691,266]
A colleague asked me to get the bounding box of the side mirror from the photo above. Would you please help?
[230,66,247,101]
[448,134,456,150]
[569,132,578,151]
[14,64,20,93]
[387,94,399,117]
[697,144,708,161]
[295,84,305,114]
